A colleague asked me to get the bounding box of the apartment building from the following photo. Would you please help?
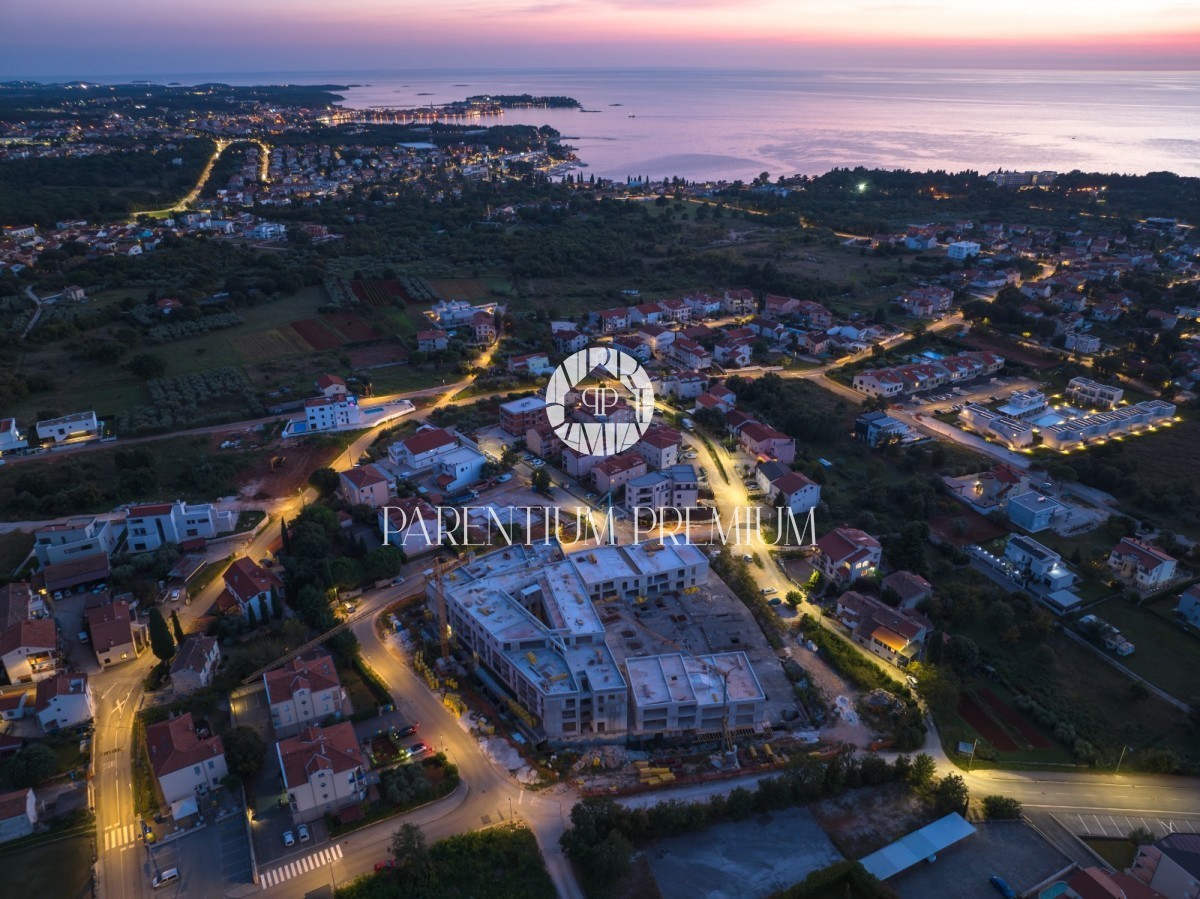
[1066,377,1124,409]
[264,653,349,737]
[145,713,228,809]
[626,652,765,736]
[125,501,236,553]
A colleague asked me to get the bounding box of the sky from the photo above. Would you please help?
[4,0,1199,78]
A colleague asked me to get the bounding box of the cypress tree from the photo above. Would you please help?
[148,608,175,661]
[170,610,185,644]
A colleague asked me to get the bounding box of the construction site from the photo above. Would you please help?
[424,537,808,748]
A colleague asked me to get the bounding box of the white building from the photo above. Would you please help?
[947,241,981,260]
[1003,536,1077,592]
[34,516,122,567]
[625,652,765,736]
[169,636,221,695]
[432,445,487,495]
[995,390,1048,420]
[0,789,38,844]
[755,462,821,515]
[387,427,458,471]
[145,713,228,813]
[303,394,362,432]
[265,653,349,737]
[35,673,94,732]
[277,723,368,823]
[625,465,699,513]
[570,538,708,603]
[957,404,1033,449]
[1040,401,1176,452]
[433,544,631,737]
[0,418,27,454]
[125,501,236,552]
[1066,377,1123,409]
[35,410,100,444]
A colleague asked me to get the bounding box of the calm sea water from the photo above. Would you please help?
[64,68,1200,180]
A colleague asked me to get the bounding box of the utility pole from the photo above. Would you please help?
[1116,745,1131,774]
[967,738,980,771]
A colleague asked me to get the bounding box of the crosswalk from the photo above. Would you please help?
[260,843,343,889]
[102,823,139,851]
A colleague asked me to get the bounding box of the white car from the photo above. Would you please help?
[760,587,777,595]
[169,589,181,602]
[298,824,311,842]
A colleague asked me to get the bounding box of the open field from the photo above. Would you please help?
[1089,595,1200,702]
[0,832,93,899]
[955,330,1060,370]
[427,277,497,301]
[289,317,340,350]
[321,311,384,342]
[0,531,34,574]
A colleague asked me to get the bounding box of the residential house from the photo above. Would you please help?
[169,636,221,695]
[1065,332,1101,354]
[35,673,94,732]
[265,653,349,737]
[995,390,1048,421]
[525,423,564,459]
[303,394,362,433]
[881,571,933,609]
[145,712,228,810]
[592,452,648,495]
[339,467,391,509]
[35,411,100,444]
[683,292,722,317]
[854,412,912,448]
[670,337,712,370]
[694,384,736,414]
[1003,536,1077,592]
[1107,539,1177,591]
[471,311,497,345]
[1066,376,1123,408]
[87,600,147,668]
[814,528,882,585]
[713,337,752,368]
[631,425,682,471]
[562,446,604,479]
[499,397,547,437]
[659,371,708,400]
[835,591,931,666]
[507,352,552,375]
[763,294,801,319]
[738,421,796,464]
[1040,401,1176,452]
[628,302,665,326]
[0,418,27,453]
[947,241,980,260]
[554,329,588,354]
[1128,833,1200,898]
[755,462,820,514]
[0,618,58,684]
[945,463,1030,512]
[722,288,756,315]
[218,558,282,620]
[612,336,652,363]
[597,308,629,333]
[416,330,449,353]
[124,501,236,553]
[432,444,487,495]
[315,374,348,399]
[637,323,675,355]
[625,465,699,512]
[34,516,121,568]
[0,789,37,844]
[387,427,458,470]
[794,300,833,330]
[745,317,787,343]
[276,723,368,823]
[658,298,691,322]
[957,404,1034,449]
[1006,492,1063,533]
[0,692,28,721]
[0,582,46,626]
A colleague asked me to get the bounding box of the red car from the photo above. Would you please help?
[374,860,397,872]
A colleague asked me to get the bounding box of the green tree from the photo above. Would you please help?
[147,607,175,661]
[908,752,937,788]
[329,557,363,591]
[170,609,185,644]
[982,795,1023,819]
[308,467,340,494]
[531,468,551,493]
[224,726,266,780]
[127,353,167,379]
[390,822,433,884]
[1129,826,1157,845]
[271,591,284,620]
[4,742,57,788]
[933,773,970,815]
[246,603,258,628]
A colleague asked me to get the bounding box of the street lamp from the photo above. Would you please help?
[1116,745,1132,774]
[967,738,980,772]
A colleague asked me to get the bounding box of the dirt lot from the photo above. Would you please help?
[811,782,935,858]
[215,432,339,500]
[289,318,341,350]
[427,278,494,301]
[929,508,1009,547]
[956,332,1060,370]
[321,312,385,343]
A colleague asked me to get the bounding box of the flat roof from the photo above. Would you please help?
[499,397,547,414]
[626,651,764,708]
[569,539,707,592]
[860,813,977,881]
[1007,491,1063,513]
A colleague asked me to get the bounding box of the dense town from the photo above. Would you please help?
[0,79,1198,899]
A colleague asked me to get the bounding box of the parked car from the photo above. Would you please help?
[408,742,430,758]
[742,554,754,563]
[52,591,63,601]
[393,723,419,739]
[169,589,181,602]
[78,631,90,644]
[283,831,295,847]
[531,459,545,467]
[496,473,513,483]
[760,587,777,595]
[151,868,180,889]
[989,876,1016,899]
[374,860,398,872]
[298,824,311,843]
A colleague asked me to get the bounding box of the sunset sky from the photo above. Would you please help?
[4,0,1199,77]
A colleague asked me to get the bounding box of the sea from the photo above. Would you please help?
[51,68,1200,181]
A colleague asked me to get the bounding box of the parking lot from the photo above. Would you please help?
[1056,811,1200,840]
[251,802,332,868]
[146,816,253,898]
[899,374,1044,416]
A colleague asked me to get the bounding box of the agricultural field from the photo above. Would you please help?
[427,277,495,301]
[1088,595,1200,702]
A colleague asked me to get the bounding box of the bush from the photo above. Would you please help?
[982,794,1023,819]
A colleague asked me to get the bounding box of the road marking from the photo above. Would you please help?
[261,846,341,890]
[104,823,138,850]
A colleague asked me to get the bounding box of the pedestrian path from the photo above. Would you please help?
[260,843,343,889]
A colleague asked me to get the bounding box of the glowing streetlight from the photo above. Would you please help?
[857,182,868,193]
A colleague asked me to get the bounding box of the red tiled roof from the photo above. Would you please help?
[34,673,87,711]
[215,588,239,614]
[277,723,364,789]
[127,503,174,517]
[740,421,790,443]
[817,528,881,565]
[772,471,816,495]
[1111,538,1176,570]
[223,558,282,603]
[340,467,388,489]
[0,788,31,821]
[145,712,225,778]
[594,452,646,477]
[882,570,933,602]
[402,428,456,456]
[41,553,110,592]
[264,653,341,706]
[0,617,56,657]
[86,601,134,652]
[316,374,346,390]
[0,583,34,629]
